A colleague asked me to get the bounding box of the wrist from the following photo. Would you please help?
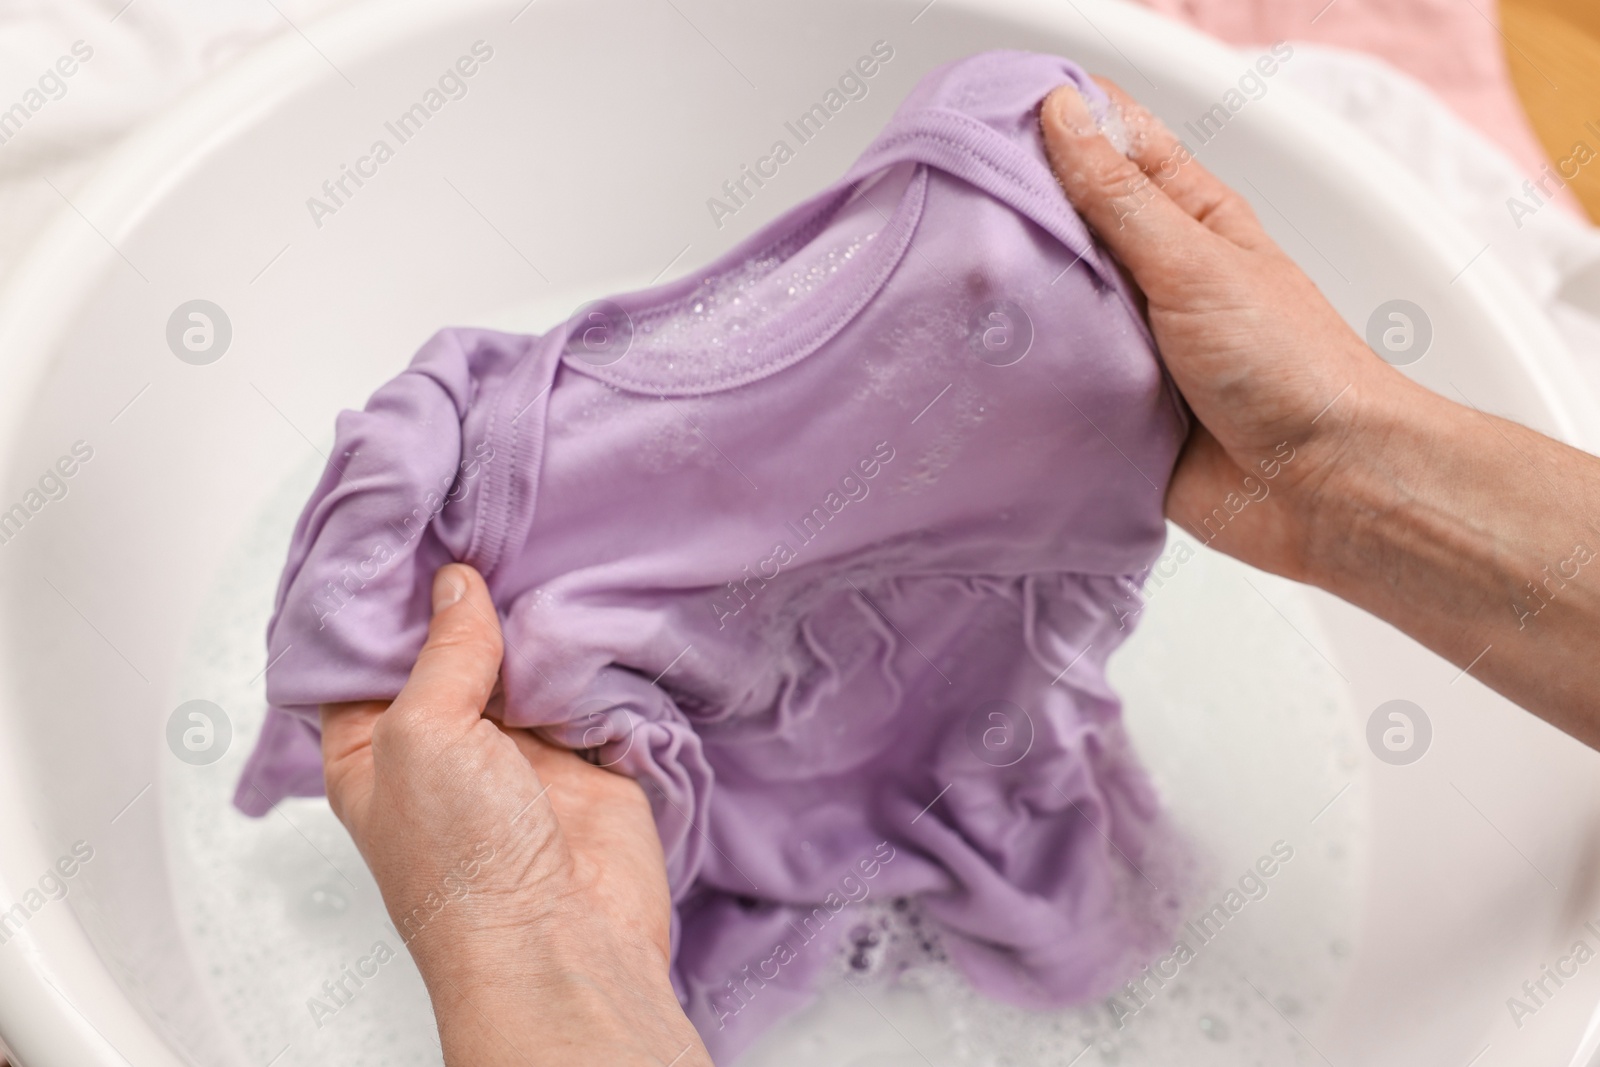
[415,906,701,1067]
[414,898,675,1002]
[1292,367,1474,596]
[429,968,691,1067]
[1169,354,1405,584]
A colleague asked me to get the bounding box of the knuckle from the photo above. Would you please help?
[1082,153,1147,201]
[1152,140,1196,185]
[373,701,453,759]
[321,769,349,821]
[1217,187,1259,225]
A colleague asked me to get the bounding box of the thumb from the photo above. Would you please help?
[1040,83,1219,288]
[389,563,506,732]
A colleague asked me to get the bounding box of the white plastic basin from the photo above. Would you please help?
[3,0,1600,1064]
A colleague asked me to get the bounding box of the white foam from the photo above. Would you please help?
[164,463,443,1067]
[735,530,1364,1065]
[165,469,1361,1065]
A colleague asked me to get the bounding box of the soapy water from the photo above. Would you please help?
[735,530,1365,1066]
[164,467,1362,1066]
[1097,97,1134,157]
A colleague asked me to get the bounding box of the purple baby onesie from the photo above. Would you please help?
[237,51,1189,1060]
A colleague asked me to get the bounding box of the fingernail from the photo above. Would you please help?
[433,565,465,614]
[1051,84,1098,138]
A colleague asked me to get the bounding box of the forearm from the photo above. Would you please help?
[1301,371,1600,740]
[432,971,704,1067]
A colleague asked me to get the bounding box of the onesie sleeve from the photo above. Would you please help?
[234,327,528,816]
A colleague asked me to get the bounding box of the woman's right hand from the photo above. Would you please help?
[1041,78,1410,580]
[1040,76,1600,735]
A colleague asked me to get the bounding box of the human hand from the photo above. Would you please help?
[1039,76,1600,731]
[1039,77,1426,579]
[320,563,710,1067]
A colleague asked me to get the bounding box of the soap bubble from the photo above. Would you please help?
[303,883,349,917]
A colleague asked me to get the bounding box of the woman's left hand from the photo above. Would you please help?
[320,563,710,1067]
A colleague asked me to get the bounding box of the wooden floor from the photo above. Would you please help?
[1502,0,1600,220]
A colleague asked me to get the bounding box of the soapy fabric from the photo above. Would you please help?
[235,51,1188,1060]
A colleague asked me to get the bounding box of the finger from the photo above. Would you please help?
[1091,77,1274,252]
[1164,425,1305,572]
[321,700,386,764]
[1040,82,1220,283]
[1163,422,1238,531]
[320,700,385,820]
[390,563,505,731]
